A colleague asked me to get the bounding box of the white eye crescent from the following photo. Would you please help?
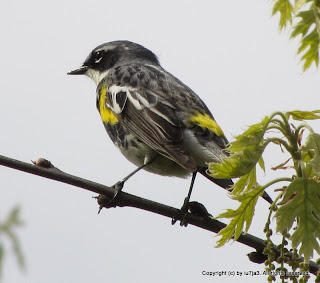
[94,51,103,63]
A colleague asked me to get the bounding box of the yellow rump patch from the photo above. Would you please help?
[99,85,118,125]
[189,112,225,137]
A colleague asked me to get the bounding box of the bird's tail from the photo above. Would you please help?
[198,168,273,204]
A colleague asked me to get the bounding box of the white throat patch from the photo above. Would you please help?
[86,69,109,86]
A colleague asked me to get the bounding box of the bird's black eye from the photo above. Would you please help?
[94,51,104,64]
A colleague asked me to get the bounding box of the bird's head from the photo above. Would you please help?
[68,40,159,85]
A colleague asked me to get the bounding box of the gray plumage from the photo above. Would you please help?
[68,40,273,204]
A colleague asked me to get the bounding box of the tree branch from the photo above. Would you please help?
[0,154,318,275]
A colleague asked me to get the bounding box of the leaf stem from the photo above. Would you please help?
[294,123,315,140]
[264,138,292,153]
[269,112,292,135]
[261,177,292,191]
[266,124,289,137]
[269,112,304,177]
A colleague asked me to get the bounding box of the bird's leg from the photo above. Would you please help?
[172,171,198,227]
[98,161,152,213]
[98,156,156,213]
[109,155,155,202]
[110,164,148,200]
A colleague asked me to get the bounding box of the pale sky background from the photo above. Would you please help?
[0,1,319,282]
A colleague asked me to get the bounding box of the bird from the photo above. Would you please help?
[68,40,272,224]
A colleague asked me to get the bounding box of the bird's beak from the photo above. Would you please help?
[67,65,88,75]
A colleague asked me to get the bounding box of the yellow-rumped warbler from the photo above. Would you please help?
[68,41,272,221]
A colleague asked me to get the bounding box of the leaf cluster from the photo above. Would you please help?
[209,110,320,266]
[272,0,320,70]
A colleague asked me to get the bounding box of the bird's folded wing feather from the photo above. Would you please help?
[105,84,197,171]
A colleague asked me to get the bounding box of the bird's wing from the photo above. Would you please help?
[105,84,197,171]
[100,64,226,171]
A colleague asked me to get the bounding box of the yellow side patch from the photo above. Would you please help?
[189,112,225,137]
[99,85,118,125]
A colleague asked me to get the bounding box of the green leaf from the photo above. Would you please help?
[292,10,315,35]
[314,3,320,33]
[301,132,320,176]
[230,168,257,195]
[291,10,315,39]
[293,0,311,14]
[291,7,320,70]
[6,206,23,226]
[9,231,25,271]
[229,116,270,152]
[231,174,250,195]
[216,169,262,246]
[286,110,320,121]
[300,30,320,70]
[0,243,4,279]
[209,117,269,178]
[272,0,294,30]
[0,206,26,273]
[258,156,266,172]
[216,186,262,246]
[275,178,320,262]
[208,147,264,179]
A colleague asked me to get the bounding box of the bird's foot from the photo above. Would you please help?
[171,197,190,227]
[110,180,125,201]
[95,180,125,213]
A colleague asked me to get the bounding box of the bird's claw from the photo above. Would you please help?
[95,180,125,213]
[110,180,125,202]
[94,194,115,213]
[171,197,190,227]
